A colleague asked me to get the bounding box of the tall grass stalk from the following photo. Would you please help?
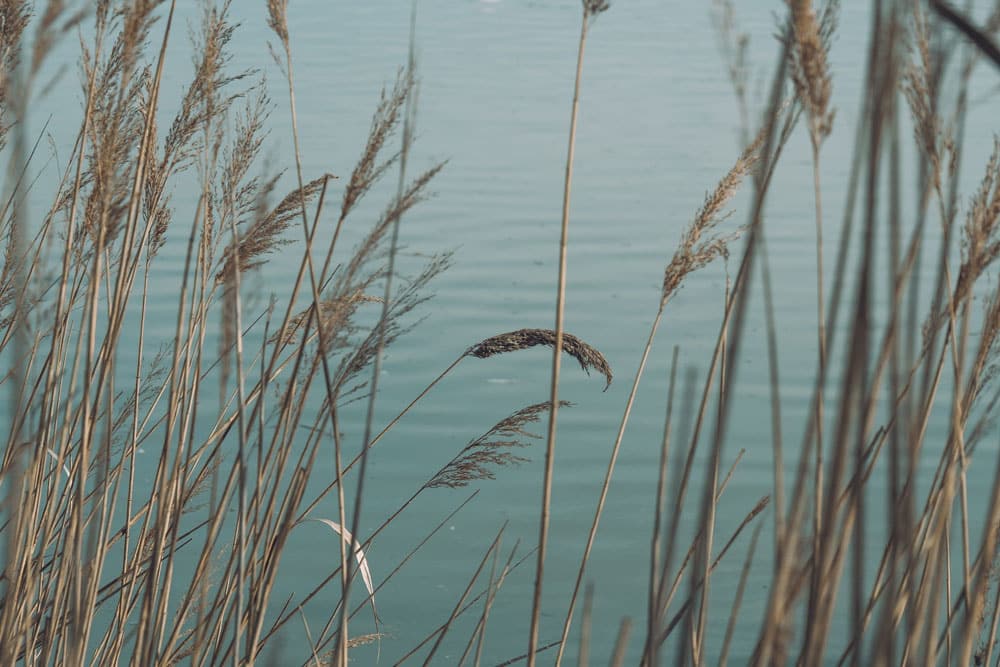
[528,1,606,663]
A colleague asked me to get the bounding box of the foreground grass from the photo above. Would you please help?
[1,0,1000,665]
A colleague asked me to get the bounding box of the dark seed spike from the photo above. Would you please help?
[465,328,612,390]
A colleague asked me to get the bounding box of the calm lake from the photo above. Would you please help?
[22,0,1000,663]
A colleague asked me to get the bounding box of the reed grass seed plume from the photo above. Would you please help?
[426,401,571,489]
[467,328,613,390]
[788,0,835,148]
[661,129,766,307]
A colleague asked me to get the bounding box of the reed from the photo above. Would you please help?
[0,1,456,663]
[529,3,609,663]
[5,0,1000,665]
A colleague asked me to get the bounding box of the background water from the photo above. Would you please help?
[24,0,1000,664]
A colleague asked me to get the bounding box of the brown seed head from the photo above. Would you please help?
[425,401,572,489]
[266,0,289,47]
[466,328,612,390]
[788,0,835,145]
[661,128,766,305]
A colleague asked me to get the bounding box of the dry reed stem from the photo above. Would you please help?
[656,494,770,644]
[643,346,679,667]
[787,2,839,604]
[719,520,764,667]
[527,4,604,662]
[931,0,1000,72]
[683,33,790,666]
[455,534,504,666]
[421,529,505,666]
[391,526,515,666]
[557,122,769,667]
[608,617,632,667]
[656,450,749,621]
[266,2,404,661]
[344,14,420,661]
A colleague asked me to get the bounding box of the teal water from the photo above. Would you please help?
[20,0,1000,664]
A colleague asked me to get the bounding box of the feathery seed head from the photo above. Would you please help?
[466,328,612,390]
[426,401,572,489]
[787,0,835,145]
[661,128,766,305]
[266,0,289,47]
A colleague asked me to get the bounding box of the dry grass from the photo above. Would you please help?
[5,1,1000,666]
[0,2,451,665]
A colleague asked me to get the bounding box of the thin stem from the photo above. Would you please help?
[341,10,418,661]
[530,9,590,665]
[555,307,664,666]
[810,137,827,650]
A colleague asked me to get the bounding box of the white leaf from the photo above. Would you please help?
[46,449,70,477]
[303,518,378,620]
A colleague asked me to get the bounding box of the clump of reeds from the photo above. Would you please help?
[550,113,776,665]
[902,0,955,199]
[0,2,461,665]
[11,1,1000,665]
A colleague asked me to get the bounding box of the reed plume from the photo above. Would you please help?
[955,138,1000,305]
[426,402,570,489]
[711,0,752,143]
[903,1,950,194]
[215,174,330,283]
[583,0,610,17]
[788,0,835,148]
[466,328,612,390]
[273,291,383,347]
[338,71,414,224]
[0,1,28,152]
[661,128,766,306]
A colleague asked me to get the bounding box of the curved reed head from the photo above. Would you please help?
[466,328,612,390]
